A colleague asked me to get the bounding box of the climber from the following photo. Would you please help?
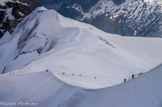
[124,78,126,82]
[46,69,48,72]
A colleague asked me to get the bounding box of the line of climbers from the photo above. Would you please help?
[8,69,143,82]
[46,69,97,79]
[62,71,97,79]
[124,74,135,83]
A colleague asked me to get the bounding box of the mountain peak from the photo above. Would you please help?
[1,8,162,88]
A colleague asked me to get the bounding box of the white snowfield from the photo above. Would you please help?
[0,64,162,107]
[0,6,162,106]
[0,7,162,89]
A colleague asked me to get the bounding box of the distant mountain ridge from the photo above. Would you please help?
[35,0,162,37]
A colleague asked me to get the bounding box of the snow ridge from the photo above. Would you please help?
[0,8,162,89]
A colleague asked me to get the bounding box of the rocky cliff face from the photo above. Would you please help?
[36,0,162,37]
[0,0,40,38]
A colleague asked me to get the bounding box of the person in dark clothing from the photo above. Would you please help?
[124,78,126,82]
[46,69,48,72]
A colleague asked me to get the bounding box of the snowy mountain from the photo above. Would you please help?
[0,0,40,38]
[36,0,162,37]
[0,7,162,89]
[0,5,162,106]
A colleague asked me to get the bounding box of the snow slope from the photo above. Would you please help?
[0,64,162,107]
[0,7,162,89]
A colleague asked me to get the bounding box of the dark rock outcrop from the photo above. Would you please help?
[0,0,41,38]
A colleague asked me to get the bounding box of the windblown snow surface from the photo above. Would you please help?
[1,64,162,107]
[0,7,162,106]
